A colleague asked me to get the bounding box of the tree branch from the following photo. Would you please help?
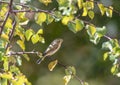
[7,51,41,56]
[0,0,14,37]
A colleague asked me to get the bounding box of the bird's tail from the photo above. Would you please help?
[36,57,45,64]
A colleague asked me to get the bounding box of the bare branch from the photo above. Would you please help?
[7,51,41,56]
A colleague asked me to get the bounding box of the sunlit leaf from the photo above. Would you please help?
[86,24,96,36]
[89,34,100,44]
[63,75,71,85]
[62,15,74,25]
[3,57,9,71]
[116,73,120,77]
[37,29,43,35]
[75,19,84,32]
[106,6,113,18]
[111,65,118,74]
[48,60,58,71]
[25,29,34,41]
[5,18,12,29]
[10,65,21,74]
[88,10,94,19]
[98,3,105,15]
[1,33,9,42]
[39,0,52,6]
[0,72,13,79]
[68,19,84,33]
[103,52,109,61]
[77,0,83,9]
[39,36,45,43]
[82,6,88,16]
[17,12,28,22]
[36,12,46,25]
[86,0,94,9]
[31,34,40,44]
[17,40,25,50]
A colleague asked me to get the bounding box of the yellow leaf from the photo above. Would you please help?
[63,75,71,85]
[86,24,96,36]
[106,6,113,18]
[103,52,108,61]
[17,40,25,50]
[39,0,52,6]
[62,15,73,25]
[77,0,83,9]
[36,12,46,25]
[5,18,13,29]
[48,60,58,71]
[82,7,88,16]
[75,19,84,32]
[0,72,13,79]
[1,33,9,41]
[111,65,117,74]
[37,29,43,34]
[98,3,105,15]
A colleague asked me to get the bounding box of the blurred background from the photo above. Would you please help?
[9,0,120,85]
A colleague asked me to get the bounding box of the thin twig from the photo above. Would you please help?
[5,20,16,50]
[7,51,40,56]
[74,75,85,85]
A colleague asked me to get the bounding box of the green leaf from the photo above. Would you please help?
[17,40,25,50]
[57,0,69,7]
[25,29,34,41]
[36,12,46,25]
[22,54,30,61]
[3,57,9,71]
[106,6,113,18]
[88,10,94,19]
[98,3,106,15]
[31,34,40,44]
[96,26,106,37]
[46,14,54,24]
[65,66,76,75]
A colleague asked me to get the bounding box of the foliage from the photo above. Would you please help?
[0,0,119,85]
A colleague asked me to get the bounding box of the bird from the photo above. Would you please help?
[36,38,63,64]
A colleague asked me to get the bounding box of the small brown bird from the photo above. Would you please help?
[36,38,63,64]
